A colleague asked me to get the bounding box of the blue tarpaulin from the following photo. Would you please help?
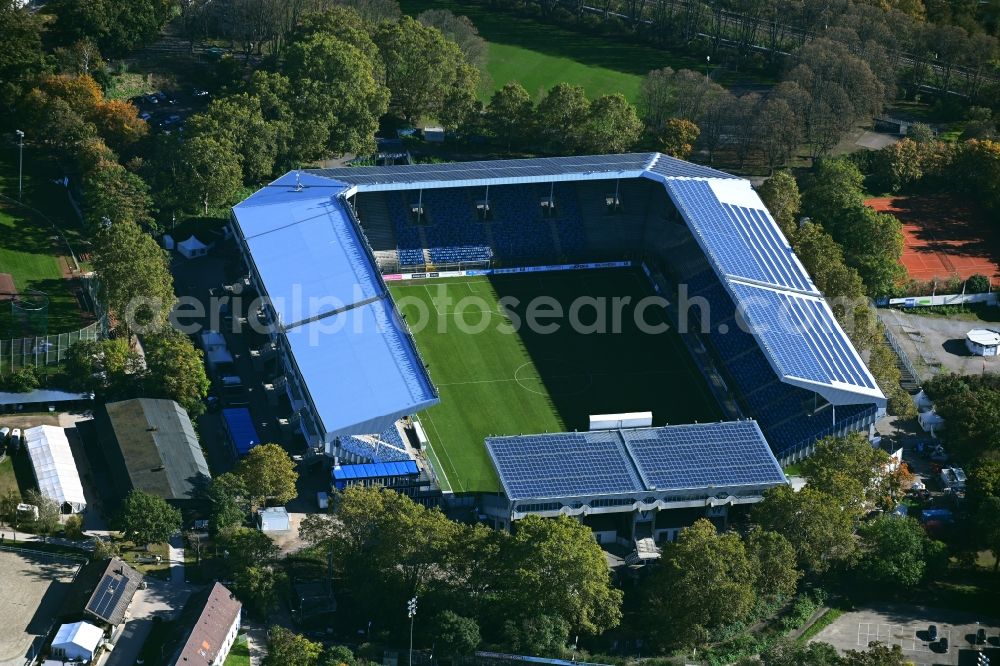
[332,460,418,490]
[222,407,260,456]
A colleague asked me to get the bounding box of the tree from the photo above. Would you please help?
[24,489,60,535]
[235,564,287,616]
[506,515,623,636]
[856,515,946,588]
[802,433,897,513]
[434,610,481,658]
[757,171,801,238]
[757,638,842,666]
[0,489,21,532]
[745,529,800,601]
[220,526,280,574]
[4,366,41,393]
[235,444,298,507]
[321,645,357,666]
[501,615,570,656]
[969,455,1000,501]
[757,97,801,172]
[206,472,249,538]
[171,135,243,215]
[374,17,479,128]
[925,373,1000,460]
[579,94,643,154]
[0,0,46,107]
[646,519,756,649]
[284,32,390,156]
[638,67,677,132]
[264,627,323,666]
[142,329,211,418]
[657,118,700,160]
[753,486,858,574]
[63,338,144,397]
[116,490,182,546]
[82,162,154,232]
[974,496,1000,571]
[967,274,992,294]
[92,219,175,335]
[50,0,173,56]
[485,82,533,152]
[417,10,488,69]
[187,95,278,182]
[91,99,148,152]
[841,642,909,665]
[534,83,590,153]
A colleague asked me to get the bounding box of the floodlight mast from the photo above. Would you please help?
[407,596,418,666]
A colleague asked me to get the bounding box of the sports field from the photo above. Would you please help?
[866,194,1000,282]
[399,0,713,101]
[389,269,721,493]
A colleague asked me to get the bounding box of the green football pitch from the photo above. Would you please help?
[389,268,721,494]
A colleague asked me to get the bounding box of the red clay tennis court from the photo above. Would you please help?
[866,194,1000,282]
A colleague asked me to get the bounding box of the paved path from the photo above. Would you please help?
[168,533,185,584]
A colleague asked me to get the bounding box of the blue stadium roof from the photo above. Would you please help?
[222,408,261,456]
[486,421,786,502]
[282,298,438,438]
[232,175,439,440]
[332,460,419,482]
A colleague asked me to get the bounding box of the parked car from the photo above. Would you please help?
[145,93,159,105]
[9,428,22,450]
[0,426,9,443]
[193,88,210,98]
[977,628,987,644]
[938,636,948,651]
[139,111,152,121]
[928,624,938,641]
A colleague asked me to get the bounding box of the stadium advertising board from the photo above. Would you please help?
[391,261,633,282]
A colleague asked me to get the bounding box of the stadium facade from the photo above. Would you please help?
[231,153,886,536]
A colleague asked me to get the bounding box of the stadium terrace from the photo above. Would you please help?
[231,152,886,535]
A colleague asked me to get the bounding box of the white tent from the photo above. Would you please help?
[51,621,103,662]
[913,389,933,412]
[24,425,87,513]
[918,410,945,435]
[177,235,209,259]
[258,507,290,532]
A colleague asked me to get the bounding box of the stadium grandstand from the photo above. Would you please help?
[230,153,886,532]
[483,420,787,538]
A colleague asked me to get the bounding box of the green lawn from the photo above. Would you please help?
[0,456,19,497]
[391,269,720,493]
[224,636,251,666]
[399,0,712,101]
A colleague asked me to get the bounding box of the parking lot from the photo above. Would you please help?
[0,549,81,666]
[811,603,999,665]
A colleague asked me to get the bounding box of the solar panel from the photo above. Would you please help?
[666,179,815,293]
[485,431,645,501]
[645,153,740,180]
[728,282,878,389]
[486,422,786,503]
[87,574,128,622]
[309,153,655,187]
[621,421,786,491]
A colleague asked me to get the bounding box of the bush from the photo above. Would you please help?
[3,366,41,393]
[967,274,992,293]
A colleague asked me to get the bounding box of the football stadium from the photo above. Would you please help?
[231,153,886,540]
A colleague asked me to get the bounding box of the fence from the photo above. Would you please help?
[0,320,103,376]
[881,315,927,383]
[882,292,997,308]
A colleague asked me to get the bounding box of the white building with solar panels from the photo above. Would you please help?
[231,153,885,519]
[483,421,787,538]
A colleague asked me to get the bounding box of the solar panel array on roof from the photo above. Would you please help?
[485,431,646,501]
[88,575,129,622]
[728,282,878,390]
[665,179,814,293]
[621,421,786,491]
[644,153,740,180]
[309,153,654,187]
[486,421,786,503]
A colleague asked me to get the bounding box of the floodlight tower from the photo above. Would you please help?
[407,596,418,666]
[15,130,24,200]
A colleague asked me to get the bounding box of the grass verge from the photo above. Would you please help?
[796,608,843,643]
